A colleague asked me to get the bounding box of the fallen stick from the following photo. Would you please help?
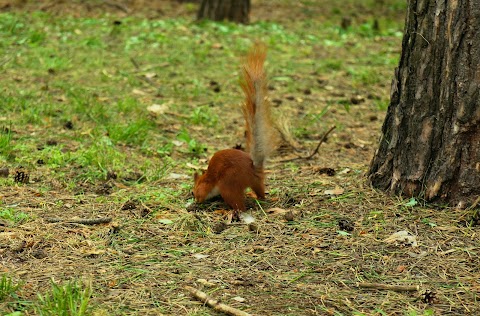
[184,286,251,316]
[281,125,336,162]
[357,282,419,292]
[45,217,112,225]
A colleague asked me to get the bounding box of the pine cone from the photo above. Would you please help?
[14,168,29,184]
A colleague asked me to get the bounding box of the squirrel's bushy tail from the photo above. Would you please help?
[241,43,275,170]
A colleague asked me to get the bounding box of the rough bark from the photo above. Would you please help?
[197,0,250,24]
[368,0,480,206]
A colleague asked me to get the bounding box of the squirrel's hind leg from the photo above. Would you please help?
[218,185,246,212]
[250,178,266,200]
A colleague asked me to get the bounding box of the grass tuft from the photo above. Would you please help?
[0,275,21,301]
[0,208,30,225]
[35,280,92,316]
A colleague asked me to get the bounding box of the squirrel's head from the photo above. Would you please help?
[193,172,220,203]
[193,172,206,203]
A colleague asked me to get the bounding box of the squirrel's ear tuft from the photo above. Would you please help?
[194,173,199,182]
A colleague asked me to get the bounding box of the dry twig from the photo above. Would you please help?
[129,57,141,70]
[281,125,336,162]
[185,285,251,316]
[0,57,13,67]
[45,217,112,225]
[129,57,159,88]
[357,282,419,292]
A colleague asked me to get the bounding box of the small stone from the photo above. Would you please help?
[0,168,9,177]
[338,219,354,232]
[212,222,228,234]
[32,249,48,259]
[350,95,365,105]
[284,211,294,221]
[248,222,259,232]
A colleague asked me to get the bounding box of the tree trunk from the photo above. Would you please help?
[368,0,480,206]
[197,0,250,24]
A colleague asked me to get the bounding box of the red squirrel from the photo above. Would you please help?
[193,43,276,212]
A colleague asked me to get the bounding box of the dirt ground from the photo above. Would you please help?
[1,1,479,316]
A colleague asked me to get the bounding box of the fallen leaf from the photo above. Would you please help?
[145,72,157,79]
[197,278,216,287]
[338,168,351,175]
[324,187,345,195]
[384,230,418,247]
[192,253,209,259]
[132,88,147,95]
[147,103,168,116]
[232,296,246,303]
[266,207,288,215]
[158,219,173,225]
[167,173,189,179]
[186,163,202,170]
[404,197,418,207]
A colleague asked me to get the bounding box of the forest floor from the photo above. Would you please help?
[0,1,479,315]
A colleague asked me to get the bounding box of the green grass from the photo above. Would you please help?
[176,129,207,156]
[34,280,92,316]
[0,275,21,301]
[0,208,30,225]
[0,10,401,176]
[0,2,430,315]
[0,128,12,157]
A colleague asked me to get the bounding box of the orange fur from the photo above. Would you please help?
[193,43,274,211]
[194,149,264,211]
